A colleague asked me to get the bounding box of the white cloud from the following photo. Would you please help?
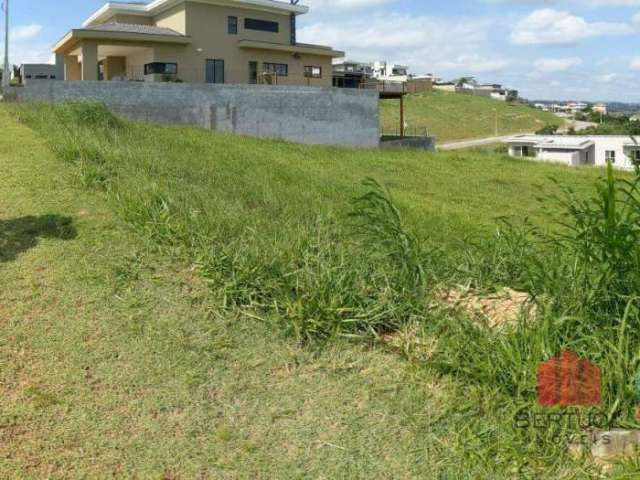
[534,57,582,72]
[10,24,43,41]
[299,14,508,76]
[0,24,50,66]
[436,54,509,73]
[595,73,617,82]
[511,9,634,45]
[631,57,640,70]
[633,12,640,23]
[487,0,640,6]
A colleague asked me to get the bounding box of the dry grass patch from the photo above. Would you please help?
[436,286,537,328]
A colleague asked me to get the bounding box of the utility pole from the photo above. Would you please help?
[2,0,9,89]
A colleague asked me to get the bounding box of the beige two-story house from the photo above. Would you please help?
[53,0,344,87]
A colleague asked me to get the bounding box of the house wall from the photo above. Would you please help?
[103,57,127,80]
[9,81,380,147]
[508,144,590,167]
[537,149,581,166]
[592,137,635,169]
[154,4,187,34]
[114,14,153,25]
[20,64,63,83]
[150,2,332,86]
[64,57,82,81]
[126,49,154,80]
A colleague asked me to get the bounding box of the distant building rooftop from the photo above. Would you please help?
[505,135,595,149]
[505,134,640,149]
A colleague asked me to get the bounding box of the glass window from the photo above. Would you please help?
[263,63,288,76]
[228,16,238,35]
[605,150,616,163]
[304,66,322,78]
[245,18,279,33]
[249,61,258,84]
[144,63,178,75]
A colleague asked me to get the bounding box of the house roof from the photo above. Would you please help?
[83,0,309,26]
[238,39,344,58]
[84,22,184,36]
[53,24,192,53]
[504,135,595,150]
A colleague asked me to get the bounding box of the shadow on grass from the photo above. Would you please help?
[0,215,77,263]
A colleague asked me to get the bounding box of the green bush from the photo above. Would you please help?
[535,124,559,135]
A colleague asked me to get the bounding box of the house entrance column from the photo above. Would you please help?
[81,42,98,81]
[64,54,81,81]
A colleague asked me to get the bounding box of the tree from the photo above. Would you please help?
[536,124,559,135]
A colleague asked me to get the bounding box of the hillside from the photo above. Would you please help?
[380,90,563,142]
[3,103,638,478]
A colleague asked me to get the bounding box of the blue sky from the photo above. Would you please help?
[4,0,640,101]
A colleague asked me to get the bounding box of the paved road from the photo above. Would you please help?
[437,119,598,151]
[438,134,522,151]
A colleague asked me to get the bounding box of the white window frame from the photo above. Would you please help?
[605,150,616,163]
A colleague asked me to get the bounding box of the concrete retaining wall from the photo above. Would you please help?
[9,81,380,147]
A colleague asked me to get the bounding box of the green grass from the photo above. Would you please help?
[380,90,563,142]
[3,102,640,478]
[0,105,453,478]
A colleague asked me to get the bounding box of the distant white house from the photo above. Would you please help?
[504,134,640,170]
[592,103,608,116]
[433,81,456,92]
[372,61,409,82]
[452,78,518,102]
[412,73,439,82]
[18,63,63,84]
[534,102,588,115]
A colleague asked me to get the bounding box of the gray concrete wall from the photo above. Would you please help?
[9,81,379,147]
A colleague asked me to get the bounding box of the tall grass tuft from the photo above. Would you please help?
[349,178,426,292]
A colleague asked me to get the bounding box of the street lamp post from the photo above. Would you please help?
[2,0,9,89]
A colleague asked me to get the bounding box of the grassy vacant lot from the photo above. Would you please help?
[2,102,639,478]
[380,90,563,142]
